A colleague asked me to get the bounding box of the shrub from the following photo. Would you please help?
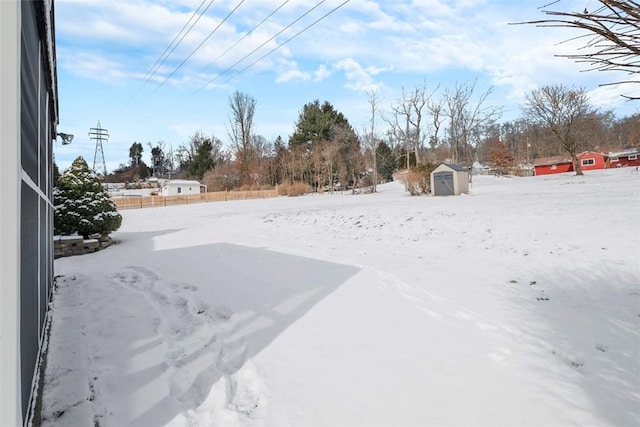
[277,182,312,196]
[402,162,438,195]
[54,156,122,238]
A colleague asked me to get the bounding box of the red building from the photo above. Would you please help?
[577,151,608,171]
[533,155,574,176]
[609,148,640,168]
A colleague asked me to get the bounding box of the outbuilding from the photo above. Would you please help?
[161,179,206,196]
[430,163,469,196]
[533,155,574,176]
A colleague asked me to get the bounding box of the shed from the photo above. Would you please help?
[533,155,574,176]
[430,163,469,196]
[577,151,608,171]
[161,179,206,196]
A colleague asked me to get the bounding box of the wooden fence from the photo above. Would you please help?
[112,189,278,210]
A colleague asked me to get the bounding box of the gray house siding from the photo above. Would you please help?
[1,0,58,424]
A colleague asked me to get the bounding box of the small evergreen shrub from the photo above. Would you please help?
[54,156,122,238]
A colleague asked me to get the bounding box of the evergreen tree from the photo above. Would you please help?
[289,100,351,149]
[189,139,215,179]
[376,141,397,181]
[129,142,144,166]
[54,156,122,238]
[53,159,61,186]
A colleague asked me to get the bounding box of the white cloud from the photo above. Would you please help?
[275,60,310,83]
[314,64,332,82]
[588,83,640,112]
[334,58,382,92]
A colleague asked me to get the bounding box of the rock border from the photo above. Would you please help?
[54,234,113,258]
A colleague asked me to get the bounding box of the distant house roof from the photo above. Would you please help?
[577,151,607,158]
[608,147,640,157]
[442,163,467,172]
[163,179,202,186]
[533,155,573,167]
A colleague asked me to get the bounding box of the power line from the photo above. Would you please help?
[221,0,351,86]
[154,0,248,93]
[197,0,329,92]
[122,0,216,110]
[202,0,291,72]
[141,0,210,88]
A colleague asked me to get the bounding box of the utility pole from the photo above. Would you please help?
[89,121,108,176]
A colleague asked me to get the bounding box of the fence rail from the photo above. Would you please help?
[112,189,278,210]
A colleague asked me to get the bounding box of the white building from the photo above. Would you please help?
[161,180,206,196]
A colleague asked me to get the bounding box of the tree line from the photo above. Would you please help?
[106,84,639,191]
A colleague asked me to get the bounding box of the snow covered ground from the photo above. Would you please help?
[42,169,639,426]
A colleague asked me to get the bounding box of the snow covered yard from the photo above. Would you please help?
[42,169,639,426]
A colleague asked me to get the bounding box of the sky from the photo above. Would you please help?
[53,0,640,172]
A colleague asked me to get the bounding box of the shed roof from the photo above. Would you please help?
[441,163,467,172]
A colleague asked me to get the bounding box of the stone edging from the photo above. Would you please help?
[54,234,113,259]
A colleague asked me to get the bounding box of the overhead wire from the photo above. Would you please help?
[220,0,351,86]
[141,0,211,88]
[121,0,215,111]
[196,0,330,92]
[202,0,292,73]
[154,0,248,93]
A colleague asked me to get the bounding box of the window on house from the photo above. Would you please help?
[629,155,638,160]
[551,164,557,170]
[581,158,595,166]
[611,157,619,162]
[177,187,182,194]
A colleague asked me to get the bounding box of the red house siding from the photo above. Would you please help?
[611,154,640,167]
[577,152,607,171]
[534,162,573,175]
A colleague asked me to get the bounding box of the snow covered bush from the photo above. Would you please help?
[54,156,122,237]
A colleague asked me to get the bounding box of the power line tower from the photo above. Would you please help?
[89,121,109,176]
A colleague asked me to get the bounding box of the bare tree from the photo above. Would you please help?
[228,90,256,184]
[407,83,432,163]
[320,139,340,192]
[519,1,640,99]
[524,84,592,175]
[362,90,381,192]
[383,84,433,170]
[427,96,445,152]
[444,80,502,164]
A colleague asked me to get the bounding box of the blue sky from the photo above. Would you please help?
[53,0,640,172]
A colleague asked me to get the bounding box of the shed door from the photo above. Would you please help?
[434,172,454,195]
